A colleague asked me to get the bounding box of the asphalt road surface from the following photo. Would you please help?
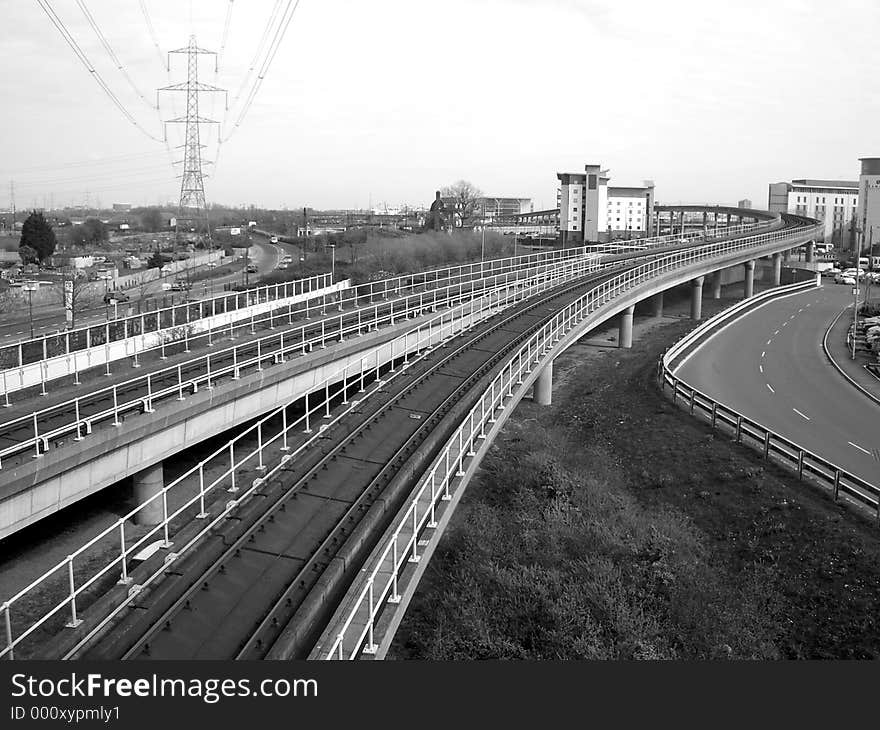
[676,283,880,486]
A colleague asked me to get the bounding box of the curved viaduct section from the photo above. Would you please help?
[0,209,820,662]
[315,211,821,660]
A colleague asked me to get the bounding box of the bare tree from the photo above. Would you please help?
[53,271,98,327]
[441,180,483,229]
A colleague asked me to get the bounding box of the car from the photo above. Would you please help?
[821,267,841,277]
[269,236,279,244]
[246,264,258,274]
[835,274,856,285]
[104,291,129,303]
[170,280,191,291]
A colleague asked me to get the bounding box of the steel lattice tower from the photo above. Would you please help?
[159,36,227,248]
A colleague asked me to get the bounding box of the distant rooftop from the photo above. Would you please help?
[791,179,859,189]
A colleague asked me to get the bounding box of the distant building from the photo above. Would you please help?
[557,164,655,244]
[768,178,859,247]
[737,198,752,209]
[858,158,880,253]
[112,203,131,213]
[476,197,532,224]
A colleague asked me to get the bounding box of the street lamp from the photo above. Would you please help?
[22,280,38,339]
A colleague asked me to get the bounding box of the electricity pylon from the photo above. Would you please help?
[159,35,227,249]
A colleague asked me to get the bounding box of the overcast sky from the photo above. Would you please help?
[2,0,878,212]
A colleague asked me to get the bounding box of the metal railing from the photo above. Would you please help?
[320,218,817,659]
[0,213,794,660]
[1,247,598,400]
[0,253,604,661]
[658,279,880,521]
[0,272,334,369]
[0,217,776,375]
[0,258,601,470]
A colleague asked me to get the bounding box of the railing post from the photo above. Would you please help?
[65,556,82,628]
[118,522,131,585]
[3,602,13,660]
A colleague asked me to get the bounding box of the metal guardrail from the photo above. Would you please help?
[318,218,818,659]
[658,278,880,522]
[0,219,775,373]
[0,224,776,467]
[0,272,334,369]
[0,214,790,660]
[0,259,596,470]
[0,254,603,661]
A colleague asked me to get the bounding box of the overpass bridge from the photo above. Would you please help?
[0,210,821,660]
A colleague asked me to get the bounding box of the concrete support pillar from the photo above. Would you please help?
[783,248,791,262]
[619,305,635,349]
[691,276,705,320]
[711,270,723,299]
[726,212,731,227]
[534,359,553,406]
[743,260,756,299]
[650,291,664,317]
[805,241,815,263]
[133,462,165,526]
[772,252,782,286]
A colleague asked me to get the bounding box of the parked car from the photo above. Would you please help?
[269,236,279,244]
[246,264,258,274]
[821,267,841,277]
[104,290,130,303]
[835,274,856,285]
[170,280,191,291]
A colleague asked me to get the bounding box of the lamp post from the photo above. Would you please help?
[22,280,38,339]
[481,226,485,263]
[329,243,336,281]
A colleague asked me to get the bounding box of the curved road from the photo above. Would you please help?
[676,283,880,486]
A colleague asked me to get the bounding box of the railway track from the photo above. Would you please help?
[68,263,623,660]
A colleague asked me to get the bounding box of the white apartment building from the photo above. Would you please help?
[768,178,859,246]
[858,158,880,252]
[557,164,655,243]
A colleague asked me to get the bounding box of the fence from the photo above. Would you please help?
[318,219,818,659]
[0,213,796,660]
[0,252,603,661]
[658,279,880,521]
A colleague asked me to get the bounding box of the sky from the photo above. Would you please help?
[1,0,879,213]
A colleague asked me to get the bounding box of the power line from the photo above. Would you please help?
[218,0,234,61]
[227,0,283,117]
[222,0,301,143]
[12,164,177,190]
[138,0,167,72]
[74,0,154,110]
[4,150,170,175]
[35,0,164,143]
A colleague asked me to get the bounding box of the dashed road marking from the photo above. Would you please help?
[761,351,765,358]
[782,322,787,327]
[759,365,764,373]
[792,408,810,421]
[774,330,779,335]
[766,339,772,346]
[849,441,870,455]
[766,383,775,393]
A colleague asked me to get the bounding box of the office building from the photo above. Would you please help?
[557,164,655,244]
[768,178,859,246]
[737,198,752,209]
[858,158,880,253]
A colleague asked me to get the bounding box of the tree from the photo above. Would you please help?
[19,211,57,262]
[140,208,163,232]
[53,272,97,326]
[441,180,483,229]
[69,217,108,247]
[147,252,169,269]
[19,244,38,265]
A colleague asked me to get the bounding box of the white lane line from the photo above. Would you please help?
[798,308,804,313]
[761,351,766,358]
[806,303,812,307]
[766,339,772,346]
[766,383,775,393]
[789,315,795,320]
[774,330,779,335]
[759,365,764,373]
[849,441,871,455]
[782,322,787,327]
[792,408,811,421]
